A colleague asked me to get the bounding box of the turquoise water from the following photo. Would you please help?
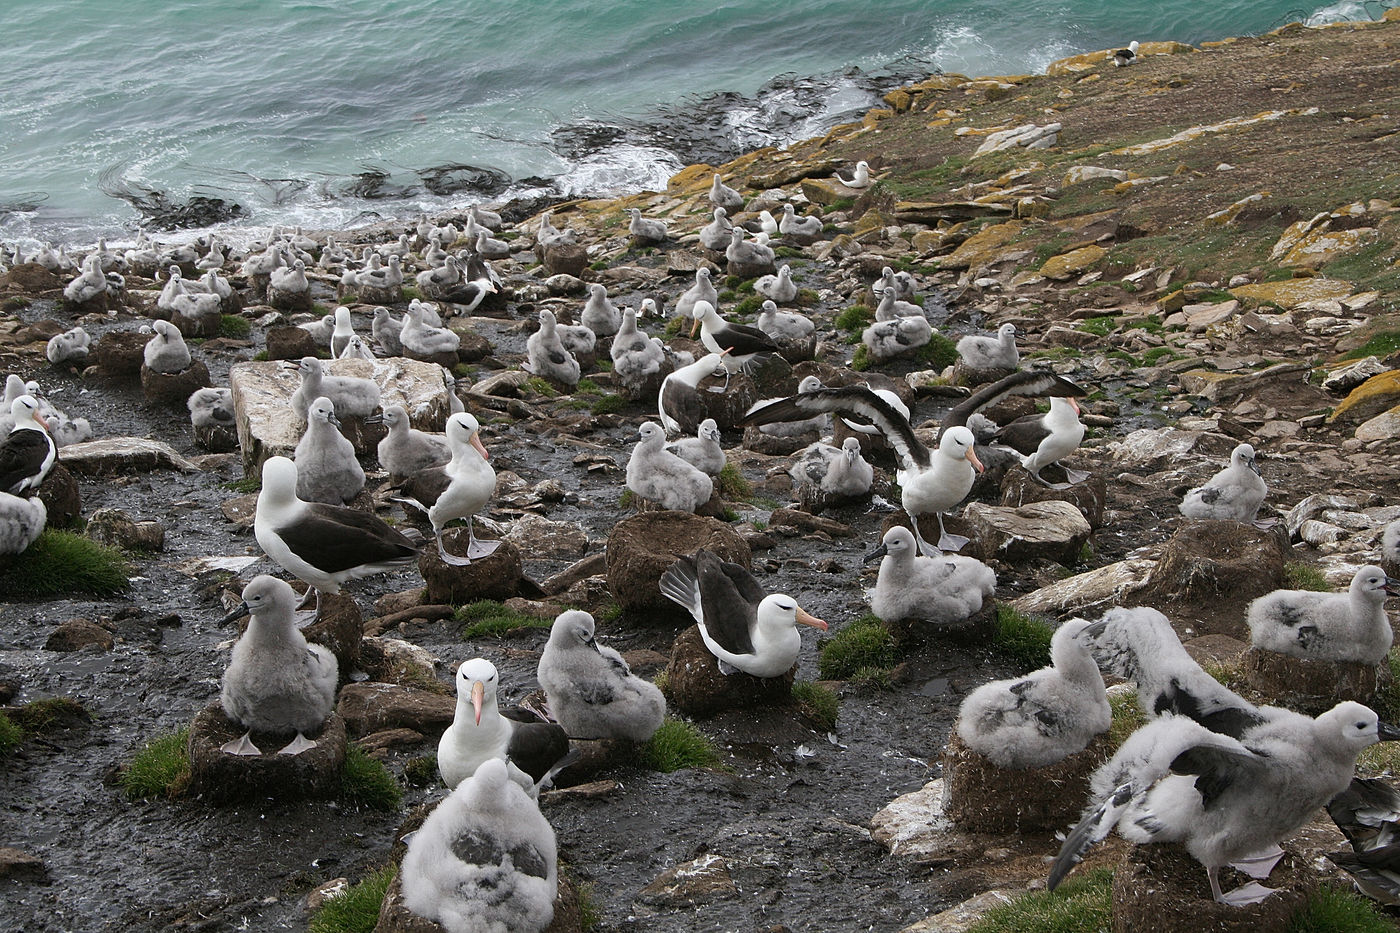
[0,0,1387,244]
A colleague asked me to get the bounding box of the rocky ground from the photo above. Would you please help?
[3,12,1400,933]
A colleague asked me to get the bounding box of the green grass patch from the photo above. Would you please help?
[0,711,23,757]
[1288,883,1397,933]
[827,197,856,212]
[525,376,559,398]
[1076,315,1118,337]
[307,865,396,933]
[663,316,688,338]
[1284,562,1333,592]
[1319,239,1400,295]
[218,314,252,338]
[796,288,820,306]
[223,475,263,494]
[849,666,894,690]
[1141,346,1180,366]
[992,607,1054,670]
[915,332,959,370]
[735,278,756,294]
[402,754,438,787]
[1339,330,1400,362]
[717,463,752,500]
[619,488,635,509]
[8,696,88,733]
[399,285,422,301]
[0,530,130,598]
[835,305,873,333]
[818,615,896,680]
[1108,690,1146,747]
[252,350,269,361]
[575,378,602,395]
[590,394,625,415]
[577,879,602,932]
[792,681,839,731]
[640,718,723,772]
[964,867,1112,933]
[457,600,553,639]
[850,344,871,371]
[339,744,402,811]
[122,729,192,800]
[732,294,764,317]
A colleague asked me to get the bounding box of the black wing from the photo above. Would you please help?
[940,370,1084,439]
[713,321,779,357]
[0,428,53,493]
[275,505,417,574]
[739,386,930,472]
[1168,743,1266,810]
[1150,679,1267,740]
[695,549,759,656]
[993,412,1051,456]
[1328,777,1400,853]
[505,720,572,785]
[661,379,705,436]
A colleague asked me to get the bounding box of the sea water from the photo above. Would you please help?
[0,0,1388,244]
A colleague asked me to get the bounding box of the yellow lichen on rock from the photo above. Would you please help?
[1203,193,1268,226]
[1283,228,1377,268]
[1040,245,1107,280]
[1229,278,1353,309]
[1329,370,1400,424]
[941,222,1023,271]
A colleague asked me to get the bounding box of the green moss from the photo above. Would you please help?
[849,666,894,690]
[577,879,603,932]
[1076,315,1118,337]
[773,246,804,259]
[1141,346,1179,366]
[9,697,88,733]
[736,278,757,294]
[796,288,820,306]
[122,729,192,800]
[399,285,423,301]
[224,475,263,494]
[993,607,1054,669]
[307,865,396,933]
[0,530,130,597]
[792,681,839,730]
[590,394,625,415]
[717,463,752,500]
[1288,883,1397,933]
[402,754,439,787]
[915,332,959,370]
[252,350,269,361]
[850,344,871,371]
[827,197,856,212]
[818,615,896,680]
[1284,562,1333,592]
[339,744,402,811]
[0,711,23,757]
[732,294,764,317]
[1108,690,1146,747]
[663,316,688,338]
[1339,330,1400,362]
[524,376,559,398]
[619,489,635,509]
[2,296,30,313]
[457,600,553,638]
[575,378,602,395]
[835,305,873,333]
[640,718,723,772]
[218,314,252,338]
[965,867,1112,933]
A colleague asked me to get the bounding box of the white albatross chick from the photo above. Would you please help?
[0,492,46,556]
[756,299,814,345]
[708,173,744,213]
[835,160,871,188]
[625,421,712,512]
[699,207,733,251]
[1049,701,1400,905]
[46,326,91,365]
[609,307,666,387]
[187,387,234,430]
[665,417,725,477]
[789,437,874,499]
[401,757,557,933]
[524,310,580,388]
[218,575,338,756]
[956,618,1109,769]
[143,320,191,373]
[1179,443,1268,523]
[754,265,798,304]
[673,267,719,322]
[292,396,365,505]
[537,610,665,742]
[374,404,449,480]
[400,299,461,357]
[580,283,621,337]
[956,323,1020,371]
[660,549,827,677]
[289,356,381,422]
[626,207,667,244]
[864,525,996,625]
[1247,565,1398,665]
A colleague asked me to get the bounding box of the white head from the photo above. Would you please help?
[298,356,323,380]
[259,456,300,503]
[334,306,352,329]
[638,421,665,445]
[10,394,47,431]
[1351,565,1399,602]
[548,609,597,651]
[381,404,408,432]
[938,426,985,472]
[539,309,558,332]
[640,298,658,317]
[841,437,863,461]
[308,396,338,427]
[446,411,489,460]
[1315,701,1387,757]
[1231,443,1259,475]
[755,593,828,637]
[696,267,711,286]
[778,265,792,283]
[865,525,917,566]
[236,574,298,622]
[712,207,728,222]
[797,375,823,394]
[589,283,606,300]
[455,657,500,725]
[699,418,721,443]
[999,323,1017,341]
[153,319,179,341]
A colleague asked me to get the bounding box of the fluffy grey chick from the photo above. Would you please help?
[1384,519,1400,578]
[375,404,450,480]
[1248,565,1397,664]
[293,396,365,505]
[610,307,666,386]
[400,757,558,933]
[625,421,712,512]
[371,307,404,356]
[626,208,667,245]
[219,574,338,756]
[1179,443,1267,522]
[789,437,874,498]
[46,326,91,365]
[580,284,621,337]
[401,299,460,357]
[665,418,725,477]
[289,356,380,421]
[537,610,666,742]
[956,618,1110,769]
[756,300,814,345]
[956,323,1019,371]
[0,493,46,556]
[525,310,580,388]
[187,387,234,428]
[862,314,931,361]
[864,525,996,625]
[143,320,192,373]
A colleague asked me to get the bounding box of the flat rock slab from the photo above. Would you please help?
[1242,645,1391,714]
[229,357,453,477]
[58,438,201,475]
[336,682,455,737]
[185,702,347,803]
[959,500,1092,566]
[1010,558,1156,619]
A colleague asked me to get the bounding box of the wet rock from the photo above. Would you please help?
[541,552,608,596]
[1241,645,1392,715]
[1110,844,1315,933]
[358,728,427,757]
[44,618,115,652]
[35,463,81,527]
[1141,520,1289,628]
[58,438,201,475]
[664,623,794,718]
[374,872,582,933]
[266,325,322,361]
[998,468,1107,528]
[140,360,213,408]
[503,514,588,561]
[88,330,149,380]
[1010,559,1156,619]
[605,512,750,616]
[419,533,522,603]
[541,240,589,278]
[85,507,165,551]
[185,702,348,803]
[0,846,47,882]
[870,777,956,861]
[638,854,738,907]
[901,890,1020,933]
[229,357,450,475]
[941,730,1110,833]
[957,500,1092,566]
[770,508,857,538]
[358,636,439,688]
[336,682,455,737]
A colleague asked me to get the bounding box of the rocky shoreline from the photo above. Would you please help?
[3,12,1400,933]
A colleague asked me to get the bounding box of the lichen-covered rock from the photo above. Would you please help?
[1039,244,1106,280]
[664,623,794,718]
[1228,277,1353,310]
[418,533,522,604]
[185,702,347,803]
[1241,645,1392,715]
[605,512,750,616]
[1329,369,1400,424]
[940,729,1109,833]
[85,508,165,551]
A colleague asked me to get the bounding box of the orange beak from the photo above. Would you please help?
[796,607,828,631]
[967,447,985,473]
[471,680,485,725]
[1069,397,1081,414]
[470,432,490,461]
[33,412,49,431]
[689,315,700,338]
